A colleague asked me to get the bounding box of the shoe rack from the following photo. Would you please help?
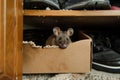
[24,10,120,16]
[24,10,120,32]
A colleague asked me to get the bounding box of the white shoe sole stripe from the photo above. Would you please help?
[92,62,120,69]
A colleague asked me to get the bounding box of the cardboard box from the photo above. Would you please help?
[23,32,92,74]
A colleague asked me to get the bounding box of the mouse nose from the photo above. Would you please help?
[63,44,67,47]
[59,45,67,49]
[59,43,67,49]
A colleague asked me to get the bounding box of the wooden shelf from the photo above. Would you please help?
[24,10,120,16]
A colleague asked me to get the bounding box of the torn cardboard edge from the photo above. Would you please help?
[23,31,92,49]
[23,41,59,48]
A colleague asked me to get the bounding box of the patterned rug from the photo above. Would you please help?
[23,69,120,80]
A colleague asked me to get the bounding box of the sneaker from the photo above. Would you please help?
[61,0,111,10]
[109,33,120,53]
[89,33,120,73]
[92,48,120,73]
[24,0,60,10]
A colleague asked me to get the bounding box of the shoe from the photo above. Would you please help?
[58,0,68,9]
[24,0,60,10]
[89,32,120,73]
[61,0,111,10]
[92,48,120,73]
[109,33,120,53]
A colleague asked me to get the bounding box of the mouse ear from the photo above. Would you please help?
[53,27,61,36]
[67,28,74,36]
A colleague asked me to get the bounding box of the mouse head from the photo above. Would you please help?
[53,27,74,49]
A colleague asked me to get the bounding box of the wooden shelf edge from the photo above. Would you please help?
[24,10,120,17]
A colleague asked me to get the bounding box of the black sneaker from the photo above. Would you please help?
[109,34,120,54]
[92,48,120,73]
[89,33,120,73]
[61,0,111,10]
[24,0,60,10]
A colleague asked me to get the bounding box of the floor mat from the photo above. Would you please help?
[23,69,120,80]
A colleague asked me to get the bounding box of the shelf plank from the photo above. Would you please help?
[24,10,120,16]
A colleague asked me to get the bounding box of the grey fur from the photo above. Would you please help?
[46,27,74,49]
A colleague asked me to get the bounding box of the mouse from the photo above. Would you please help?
[46,27,74,49]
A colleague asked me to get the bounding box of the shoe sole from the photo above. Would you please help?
[92,62,120,73]
[65,0,111,10]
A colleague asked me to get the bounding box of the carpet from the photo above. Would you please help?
[23,69,120,80]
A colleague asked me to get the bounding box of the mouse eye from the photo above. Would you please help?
[59,37,62,41]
